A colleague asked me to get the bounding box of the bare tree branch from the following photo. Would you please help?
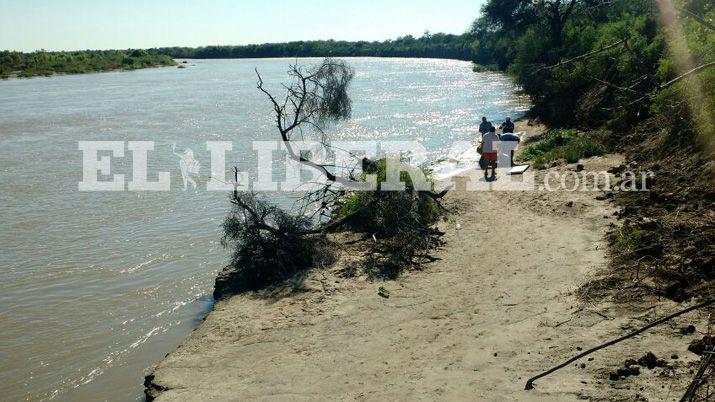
[588,74,643,94]
[659,60,715,90]
[531,39,627,74]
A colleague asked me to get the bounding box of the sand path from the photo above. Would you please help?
[146,127,707,401]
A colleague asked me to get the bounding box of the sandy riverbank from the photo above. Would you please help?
[145,121,710,401]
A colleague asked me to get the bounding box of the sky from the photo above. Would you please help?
[0,0,484,52]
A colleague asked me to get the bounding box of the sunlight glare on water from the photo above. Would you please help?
[0,58,528,401]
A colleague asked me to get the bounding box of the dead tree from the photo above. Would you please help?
[221,59,449,293]
[227,59,359,230]
[255,59,356,187]
[239,58,446,232]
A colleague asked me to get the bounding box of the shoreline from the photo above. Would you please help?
[0,63,177,81]
[0,57,499,81]
[144,120,709,400]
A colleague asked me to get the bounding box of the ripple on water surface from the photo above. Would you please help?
[0,57,528,401]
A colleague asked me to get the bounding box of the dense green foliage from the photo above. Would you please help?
[0,49,176,78]
[470,0,715,137]
[613,224,644,255]
[519,128,606,168]
[335,158,444,278]
[148,33,479,60]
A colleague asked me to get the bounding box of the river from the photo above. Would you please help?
[0,58,528,401]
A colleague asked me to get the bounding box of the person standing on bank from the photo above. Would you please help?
[479,116,493,136]
[481,126,500,181]
[477,116,493,170]
[499,117,515,134]
[499,117,520,166]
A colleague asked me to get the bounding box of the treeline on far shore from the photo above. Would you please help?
[146,33,479,60]
[0,49,176,79]
[1,33,481,79]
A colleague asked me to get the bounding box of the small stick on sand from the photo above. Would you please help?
[525,298,715,391]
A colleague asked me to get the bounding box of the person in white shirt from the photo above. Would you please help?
[481,126,500,181]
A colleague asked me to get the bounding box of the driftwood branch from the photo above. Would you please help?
[525,298,715,390]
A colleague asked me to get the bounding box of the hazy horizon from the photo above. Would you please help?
[0,0,483,53]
